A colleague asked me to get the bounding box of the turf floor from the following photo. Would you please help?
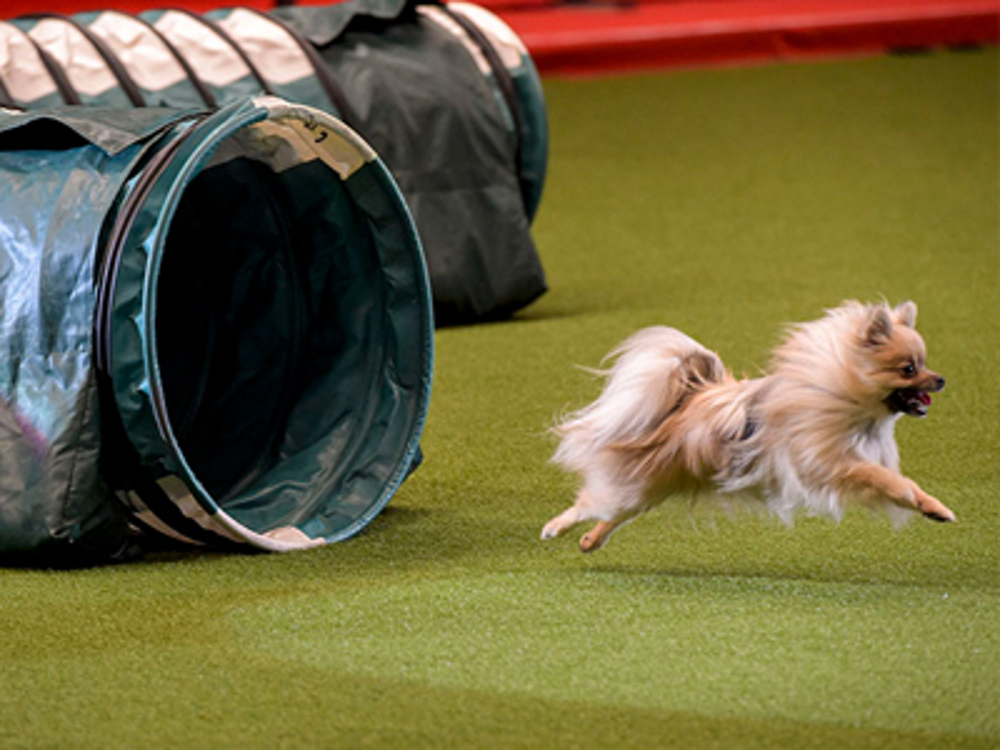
[1,49,998,749]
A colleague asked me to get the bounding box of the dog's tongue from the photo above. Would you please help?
[917,391,932,406]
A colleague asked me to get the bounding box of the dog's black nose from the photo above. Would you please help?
[934,376,946,391]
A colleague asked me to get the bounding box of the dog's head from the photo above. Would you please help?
[857,301,945,418]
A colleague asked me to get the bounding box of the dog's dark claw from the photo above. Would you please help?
[924,510,956,523]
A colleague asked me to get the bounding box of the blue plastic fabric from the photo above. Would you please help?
[0,108,197,564]
[0,98,433,564]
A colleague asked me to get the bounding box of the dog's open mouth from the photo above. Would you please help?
[885,388,933,417]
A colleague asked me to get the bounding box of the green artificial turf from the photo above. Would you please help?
[1,49,998,749]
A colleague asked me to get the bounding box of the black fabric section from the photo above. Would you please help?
[270,0,413,47]
[311,15,546,323]
[437,4,527,216]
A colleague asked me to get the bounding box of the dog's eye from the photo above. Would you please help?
[901,363,916,377]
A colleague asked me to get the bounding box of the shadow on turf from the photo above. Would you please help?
[435,299,603,330]
[570,556,954,591]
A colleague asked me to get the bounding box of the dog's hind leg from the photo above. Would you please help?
[542,477,647,549]
[579,512,640,553]
[578,476,650,551]
[541,489,593,540]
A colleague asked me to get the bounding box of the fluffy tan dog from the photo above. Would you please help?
[542,301,954,552]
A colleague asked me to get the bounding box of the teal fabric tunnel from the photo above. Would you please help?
[0,97,433,562]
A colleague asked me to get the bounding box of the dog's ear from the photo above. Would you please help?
[679,351,723,387]
[894,300,917,328]
[864,306,894,346]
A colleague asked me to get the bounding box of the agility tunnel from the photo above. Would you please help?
[0,0,549,564]
[0,0,549,323]
[0,97,433,564]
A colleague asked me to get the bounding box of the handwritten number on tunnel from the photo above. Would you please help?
[303,120,329,144]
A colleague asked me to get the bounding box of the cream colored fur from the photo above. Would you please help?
[542,301,953,552]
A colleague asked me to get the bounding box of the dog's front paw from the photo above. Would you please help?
[919,496,956,523]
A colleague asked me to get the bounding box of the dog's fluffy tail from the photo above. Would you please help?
[552,327,726,472]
